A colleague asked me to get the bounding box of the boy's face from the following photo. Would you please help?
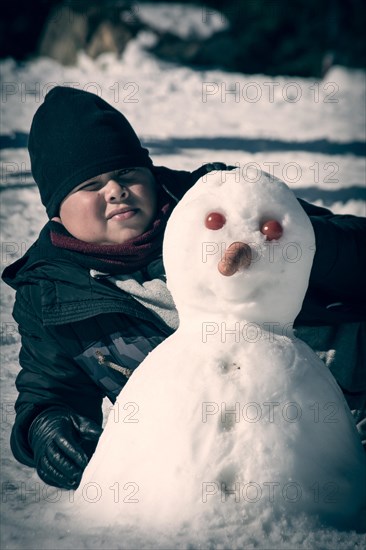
[55,168,157,245]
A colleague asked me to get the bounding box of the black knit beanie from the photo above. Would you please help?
[28,86,153,218]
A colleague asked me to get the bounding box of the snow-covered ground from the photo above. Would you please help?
[1,9,365,549]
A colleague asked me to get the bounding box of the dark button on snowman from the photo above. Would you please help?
[77,169,366,532]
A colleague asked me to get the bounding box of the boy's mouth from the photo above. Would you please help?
[107,207,138,221]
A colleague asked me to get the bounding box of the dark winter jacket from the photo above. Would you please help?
[2,163,366,468]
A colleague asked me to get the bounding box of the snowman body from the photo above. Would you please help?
[78,169,366,530]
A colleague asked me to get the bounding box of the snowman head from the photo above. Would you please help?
[163,168,315,329]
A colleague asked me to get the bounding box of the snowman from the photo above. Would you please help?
[77,168,366,532]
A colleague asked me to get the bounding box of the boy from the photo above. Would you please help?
[2,86,365,490]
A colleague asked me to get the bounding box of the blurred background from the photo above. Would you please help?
[1,0,365,77]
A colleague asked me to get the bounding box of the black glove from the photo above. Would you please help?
[28,407,103,490]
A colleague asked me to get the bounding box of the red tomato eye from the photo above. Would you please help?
[260,220,283,240]
[205,212,226,230]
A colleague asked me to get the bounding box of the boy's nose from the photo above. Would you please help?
[105,179,129,202]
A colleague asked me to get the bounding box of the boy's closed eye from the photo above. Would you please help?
[78,181,104,191]
[77,169,135,192]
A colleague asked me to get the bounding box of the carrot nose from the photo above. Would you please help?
[218,242,252,276]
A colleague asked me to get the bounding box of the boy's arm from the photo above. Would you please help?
[11,318,104,469]
[299,199,366,303]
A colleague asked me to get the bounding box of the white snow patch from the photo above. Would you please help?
[133,2,229,40]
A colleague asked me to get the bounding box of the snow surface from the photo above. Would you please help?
[1,11,366,550]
